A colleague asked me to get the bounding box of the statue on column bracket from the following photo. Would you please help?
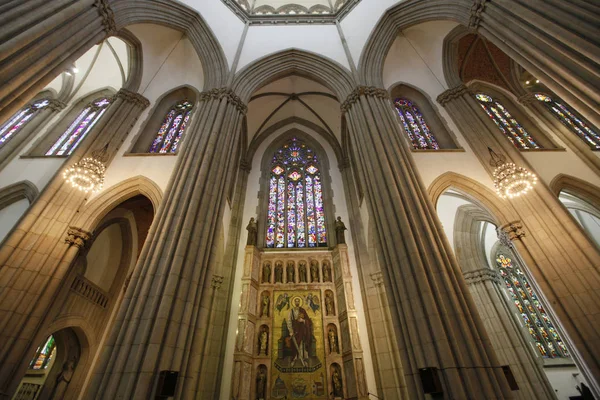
[298,261,307,283]
[335,217,347,245]
[246,217,258,246]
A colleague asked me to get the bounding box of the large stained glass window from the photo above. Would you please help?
[0,99,50,149]
[496,254,569,358]
[535,93,600,150]
[46,97,112,156]
[148,100,193,153]
[475,93,540,149]
[29,335,56,370]
[394,98,439,150]
[266,138,327,248]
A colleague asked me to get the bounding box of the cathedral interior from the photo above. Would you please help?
[0,0,599,399]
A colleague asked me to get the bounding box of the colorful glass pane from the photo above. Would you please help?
[475,93,540,149]
[148,100,193,154]
[266,137,328,248]
[0,99,49,149]
[30,335,56,370]
[535,93,600,149]
[496,254,569,358]
[394,98,439,150]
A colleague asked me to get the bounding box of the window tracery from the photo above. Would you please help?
[148,100,193,153]
[266,138,327,248]
[535,93,600,150]
[394,98,439,150]
[46,97,112,156]
[475,93,540,149]
[0,99,50,149]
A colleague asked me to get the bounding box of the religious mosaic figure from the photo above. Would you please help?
[310,260,319,282]
[246,217,258,246]
[322,261,332,282]
[278,296,321,369]
[286,261,295,283]
[328,328,339,354]
[332,365,343,397]
[261,292,270,318]
[274,261,283,283]
[325,292,335,316]
[262,262,271,283]
[259,327,268,355]
[335,216,347,244]
[256,366,267,400]
[298,261,307,283]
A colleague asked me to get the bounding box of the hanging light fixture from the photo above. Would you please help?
[488,147,537,199]
[63,144,108,193]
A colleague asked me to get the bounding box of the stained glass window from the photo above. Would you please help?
[0,99,50,149]
[148,100,193,153]
[475,93,540,149]
[496,254,569,358]
[266,137,327,248]
[46,97,112,156]
[394,98,439,150]
[29,335,56,370]
[535,93,600,150]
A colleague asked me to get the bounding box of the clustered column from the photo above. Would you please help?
[86,88,246,399]
[0,88,149,395]
[342,86,513,399]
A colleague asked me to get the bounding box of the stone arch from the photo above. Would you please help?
[550,174,600,212]
[232,49,356,103]
[73,175,162,232]
[114,28,144,93]
[112,0,228,88]
[0,180,39,210]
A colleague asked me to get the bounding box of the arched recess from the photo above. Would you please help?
[0,180,39,243]
[127,85,200,154]
[232,49,356,103]
[73,175,162,232]
[550,174,600,212]
[112,0,228,89]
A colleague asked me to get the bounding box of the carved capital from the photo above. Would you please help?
[94,0,117,36]
[239,159,251,172]
[115,88,150,108]
[338,157,350,171]
[65,227,92,248]
[517,92,538,106]
[463,268,501,286]
[370,271,384,287]
[199,88,248,114]
[46,99,67,112]
[437,84,469,106]
[211,274,225,289]
[499,221,526,244]
[468,0,489,31]
[341,86,388,114]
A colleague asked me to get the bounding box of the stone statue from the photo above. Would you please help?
[49,358,75,400]
[274,262,283,283]
[262,262,271,283]
[256,367,267,399]
[332,366,343,397]
[328,328,339,354]
[322,261,332,282]
[335,216,347,244]
[298,261,307,283]
[286,261,295,283]
[259,328,268,355]
[310,260,319,282]
[325,292,335,316]
[261,293,270,317]
[246,217,258,246]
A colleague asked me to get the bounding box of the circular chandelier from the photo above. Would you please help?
[63,145,108,193]
[488,147,537,199]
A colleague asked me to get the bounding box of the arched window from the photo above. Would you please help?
[266,137,327,248]
[558,191,600,248]
[496,253,569,358]
[148,100,193,153]
[29,335,56,370]
[535,93,600,150]
[0,99,50,149]
[394,98,439,149]
[46,97,112,156]
[475,93,540,149]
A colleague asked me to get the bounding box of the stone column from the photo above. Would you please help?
[342,86,513,399]
[0,0,114,125]
[86,89,246,399]
[0,88,149,395]
[438,85,600,395]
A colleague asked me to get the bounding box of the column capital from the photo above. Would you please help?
[115,88,150,108]
[239,159,252,172]
[94,0,117,36]
[498,221,526,245]
[469,0,490,31]
[211,275,225,290]
[463,268,501,286]
[517,92,538,106]
[341,86,388,114]
[436,84,469,106]
[370,271,384,287]
[46,99,67,112]
[199,88,247,114]
[65,226,92,248]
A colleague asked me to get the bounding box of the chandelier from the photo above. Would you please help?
[63,145,108,193]
[488,147,537,199]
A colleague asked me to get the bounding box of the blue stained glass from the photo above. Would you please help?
[276,176,285,247]
[287,181,296,247]
[0,99,49,149]
[306,175,316,247]
[266,176,277,247]
[394,98,439,150]
[149,100,193,154]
